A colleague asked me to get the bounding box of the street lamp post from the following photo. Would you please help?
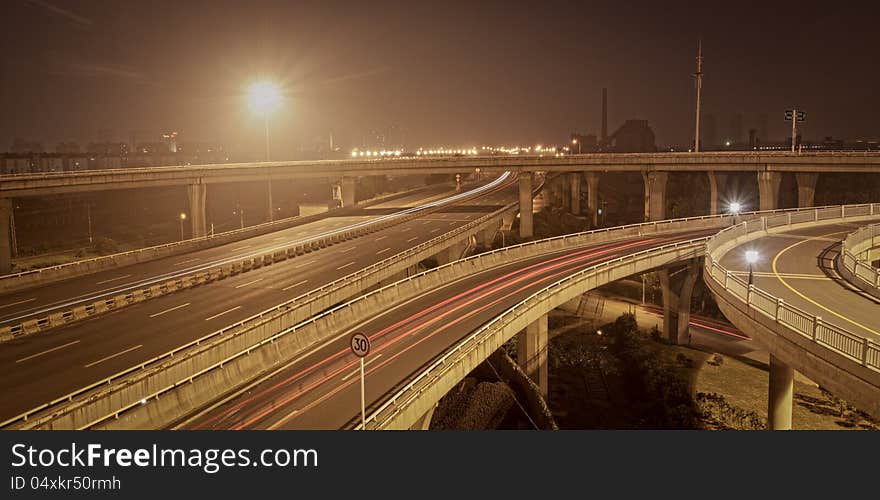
[179,212,187,241]
[572,138,581,154]
[247,81,282,162]
[746,250,758,286]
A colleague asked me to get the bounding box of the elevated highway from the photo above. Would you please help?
[2,151,878,273]
[0,174,520,423]
[704,206,880,427]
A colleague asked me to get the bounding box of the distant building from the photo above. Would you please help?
[10,139,42,154]
[87,142,129,156]
[729,113,744,144]
[55,142,80,154]
[608,120,656,152]
[569,133,598,153]
[703,114,717,149]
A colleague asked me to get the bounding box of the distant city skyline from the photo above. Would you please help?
[3,0,878,158]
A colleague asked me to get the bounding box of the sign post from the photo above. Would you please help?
[350,332,371,429]
[785,109,806,152]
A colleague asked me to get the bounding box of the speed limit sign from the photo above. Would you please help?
[350,332,371,357]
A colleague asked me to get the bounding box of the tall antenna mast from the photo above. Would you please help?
[693,40,704,152]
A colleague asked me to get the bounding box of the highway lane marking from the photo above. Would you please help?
[0,297,37,310]
[235,278,264,289]
[282,280,309,291]
[148,302,191,318]
[375,236,387,241]
[340,354,383,381]
[400,227,412,232]
[336,261,356,270]
[339,246,356,253]
[730,271,830,280]
[95,274,132,285]
[205,306,243,321]
[430,228,441,233]
[422,221,433,225]
[765,234,843,243]
[376,247,392,255]
[15,340,80,363]
[230,245,252,251]
[174,258,200,266]
[84,344,143,368]
[294,260,316,269]
[771,230,880,336]
[406,236,419,243]
[274,236,287,241]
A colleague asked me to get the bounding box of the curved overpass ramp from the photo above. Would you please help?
[704,206,880,426]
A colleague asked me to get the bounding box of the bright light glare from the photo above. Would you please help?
[728,202,742,214]
[247,81,282,114]
[745,250,759,264]
[180,212,187,220]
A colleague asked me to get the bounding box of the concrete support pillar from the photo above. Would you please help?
[757,171,782,211]
[642,171,668,221]
[435,241,469,266]
[410,404,437,430]
[0,198,11,275]
[658,259,701,345]
[267,179,274,222]
[585,172,599,227]
[569,172,581,215]
[186,183,207,238]
[476,226,497,249]
[341,177,356,208]
[795,172,819,208]
[517,313,548,397]
[707,171,729,215]
[768,354,794,430]
[518,172,534,239]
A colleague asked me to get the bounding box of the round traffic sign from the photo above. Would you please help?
[350,332,371,357]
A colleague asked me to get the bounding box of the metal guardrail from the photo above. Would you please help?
[0,183,437,282]
[704,204,880,373]
[2,194,855,428]
[838,223,880,291]
[0,175,518,428]
[359,237,710,429]
[0,180,502,341]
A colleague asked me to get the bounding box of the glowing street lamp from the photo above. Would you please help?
[745,250,759,285]
[179,212,187,241]
[247,81,283,162]
[572,138,581,154]
[728,201,743,215]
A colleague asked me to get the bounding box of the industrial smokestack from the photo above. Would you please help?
[601,88,608,146]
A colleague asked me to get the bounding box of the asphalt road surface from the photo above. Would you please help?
[0,175,518,420]
[718,221,880,344]
[184,228,717,430]
[0,182,487,327]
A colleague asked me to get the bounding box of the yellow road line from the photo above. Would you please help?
[771,230,880,336]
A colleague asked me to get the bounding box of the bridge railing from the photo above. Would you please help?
[838,223,880,295]
[0,176,519,428]
[0,183,439,285]
[704,203,880,372]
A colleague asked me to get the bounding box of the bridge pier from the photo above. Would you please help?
[643,171,668,221]
[795,172,819,208]
[585,172,599,227]
[517,313,548,397]
[341,177,357,207]
[267,179,274,222]
[518,172,534,239]
[435,241,469,266]
[476,225,498,250]
[757,172,782,211]
[658,259,701,345]
[0,198,12,274]
[768,354,794,430]
[186,183,207,238]
[569,173,581,215]
[707,171,729,215]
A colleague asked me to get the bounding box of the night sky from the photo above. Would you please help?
[3,0,878,157]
